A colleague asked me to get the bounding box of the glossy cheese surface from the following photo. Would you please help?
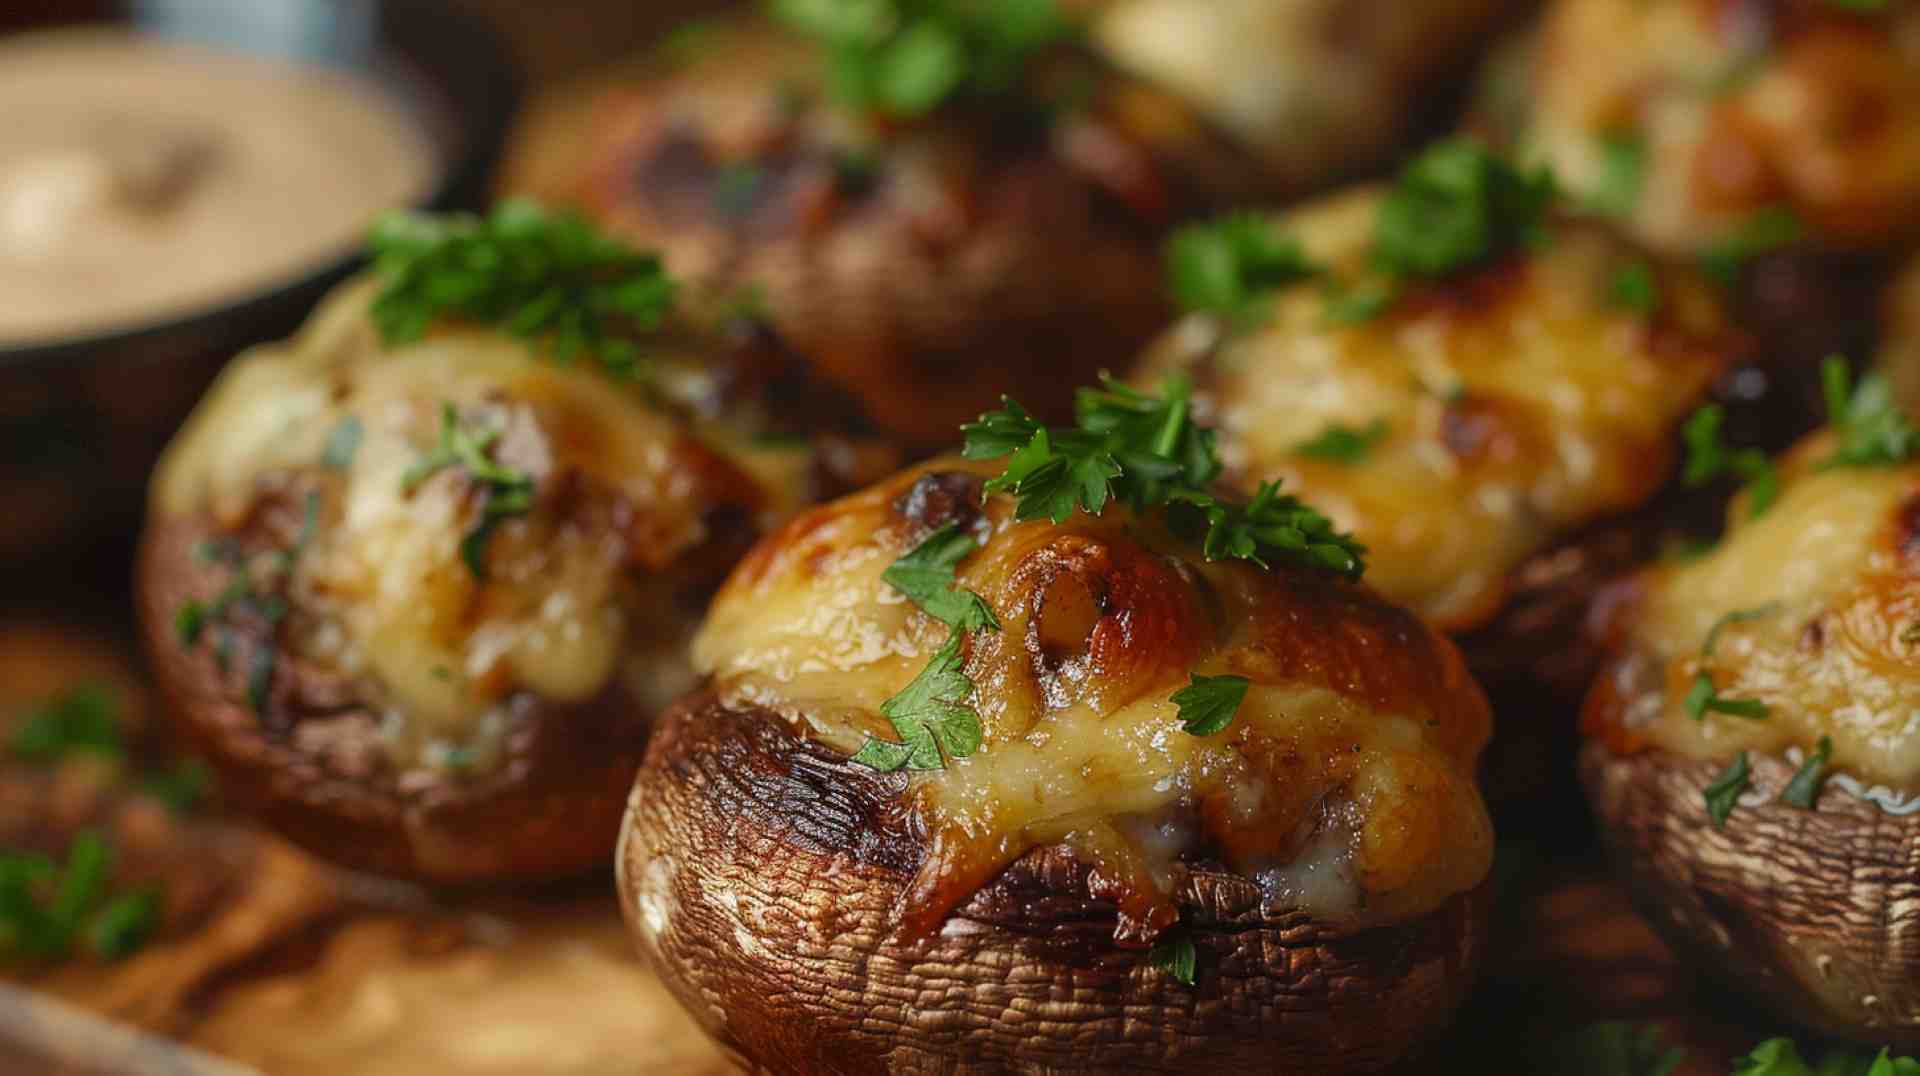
[154,278,808,767]
[1521,0,1920,253]
[693,460,1493,934]
[1133,189,1734,631]
[1587,432,1920,792]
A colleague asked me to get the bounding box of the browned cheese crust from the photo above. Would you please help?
[135,279,890,884]
[622,693,1488,1076]
[502,25,1171,444]
[620,460,1495,1073]
[1581,430,1920,1045]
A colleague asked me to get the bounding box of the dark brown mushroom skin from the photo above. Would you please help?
[1580,743,1920,1050]
[621,692,1490,1076]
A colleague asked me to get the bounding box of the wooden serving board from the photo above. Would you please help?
[0,619,1776,1075]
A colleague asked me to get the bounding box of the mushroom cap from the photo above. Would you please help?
[1581,740,1920,1048]
[621,691,1489,1075]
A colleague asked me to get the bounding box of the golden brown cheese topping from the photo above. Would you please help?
[1094,0,1515,191]
[694,460,1493,936]
[1520,0,1920,253]
[1133,190,1735,631]
[155,278,821,770]
[1585,432,1920,797]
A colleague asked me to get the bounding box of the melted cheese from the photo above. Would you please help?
[153,278,797,768]
[694,459,1493,934]
[1521,0,1920,253]
[1133,189,1731,631]
[1093,0,1513,188]
[1607,432,1920,789]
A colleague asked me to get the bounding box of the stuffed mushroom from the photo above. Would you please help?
[136,203,892,885]
[1581,372,1920,1047]
[619,383,1496,1073]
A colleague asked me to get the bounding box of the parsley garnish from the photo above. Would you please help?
[1733,1037,1920,1075]
[963,377,1365,578]
[368,200,674,378]
[1681,405,1777,519]
[1780,735,1834,809]
[1553,1022,1686,1076]
[1588,132,1647,219]
[1607,261,1660,316]
[1818,357,1920,470]
[1171,674,1249,736]
[9,684,121,763]
[322,416,363,470]
[1705,751,1751,828]
[769,0,1074,119]
[403,404,537,580]
[1148,930,1196,986]
[1,832,157,964]
[1319,279,1398,326]
[1699,208,1802,288]
[1294,419,1388,464]
[1685,603,1780,722]
[1371,137,1557,280]
[851,526,1000,772]
[140,759,211,815]
[1166,213,1321,323]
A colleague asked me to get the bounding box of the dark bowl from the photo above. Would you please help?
[0,0,519,565]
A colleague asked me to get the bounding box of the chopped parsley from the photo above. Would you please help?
[1733,1037,1920,1075]
[9,684,121,763]
[368,200,674,379]
[1780,735,1834,809]
[174,488,322,714]
[1818,357,1920,470]
[1607,260,1660,316]
[770,0,1074,119]
[1705,751,1751,828]
[1681,405,1778,519]
[1319,279,1398,326]
[1171,674,1250,737]
[1699,207,1802,288]
[1685,603,1781,722]
[1370,137,1557,280]
[851,526,1000,772]
[1,832,158,964]
[1148,930,1196,986]
[964,376,1365,578]
[1166,213,1321,323]
[140,760,211,815]
[403,403,537,580]
[1294,419,1388,464]
[1553,1022,1685,1076]
[1588,131,1648,219]
[321,416,363,470]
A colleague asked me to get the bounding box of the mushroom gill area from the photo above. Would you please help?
[693,460,1493,943]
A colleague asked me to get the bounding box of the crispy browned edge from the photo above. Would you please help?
[620,692,1489,1075]
[1580,741,1920,1048]
[136,513,653,886]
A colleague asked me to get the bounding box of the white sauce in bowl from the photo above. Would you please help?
[0,28,437,347]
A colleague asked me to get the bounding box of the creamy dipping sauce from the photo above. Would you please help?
[0,28,437,346]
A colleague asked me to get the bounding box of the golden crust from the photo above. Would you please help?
[621,691,1489,1075]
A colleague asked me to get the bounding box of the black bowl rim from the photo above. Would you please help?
[0,0,521,371]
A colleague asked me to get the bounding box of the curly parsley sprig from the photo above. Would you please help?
[368,200,675,377]
[1818,357,1920,470]
[963,376,1366,579]
[403,404,537,580]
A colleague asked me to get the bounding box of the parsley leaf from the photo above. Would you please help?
[1607,260,1660,316]
[1171,674,1250,736]
[403,404,537,580]
[141,759,211,815]
[1686,603,1780,722]
[1705,751,1751,828]
[368,200,674,378]
[1780,735,1834,809]
[1699,207,1802,288]
[9,684,121,763]
[1552,1022,1686,1076]
[965,377,1365,578]
[1681,405,1778,518]
[1371,137,1557,280]
[1818,357,1920,470]
[1166,213,1321,322]
[851,629,984,771]
[881,524,1000,633]
[0,831,156,964]
[1148,930,1197,986]
[771,0,1074,119]
[1319,279,1398,326]
[1294,419,1388,464]
[1733,1037,1920,1075]
[1588,132,1648,219]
